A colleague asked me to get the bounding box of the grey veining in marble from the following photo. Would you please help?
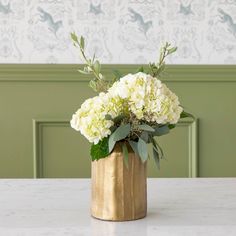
[0,178,236,236]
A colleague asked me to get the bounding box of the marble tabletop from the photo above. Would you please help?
[0,178,236,236]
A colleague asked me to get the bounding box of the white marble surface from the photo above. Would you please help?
[0,178,236,236]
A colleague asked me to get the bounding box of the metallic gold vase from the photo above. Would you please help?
[91,143,147,221]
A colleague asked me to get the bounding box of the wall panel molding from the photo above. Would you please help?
[0,65,235,177]
[33,119,69,178]
[177,118,198,177]
[0,65,236,82]
[33,118,198,178]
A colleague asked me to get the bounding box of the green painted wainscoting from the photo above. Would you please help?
[0,65,235,178]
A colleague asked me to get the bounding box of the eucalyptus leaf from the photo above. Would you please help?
[153,125,169,136]
[112,124,131,141]
[152,141,159,154]
[140,131,149,143]
[128,140,139,156]
[152,137,164,159]
[149,136,160,169]
[155,141,164,159]
[108,136,116,153]
[138,124,155,132]
[137,138,148,163]
[122,143,129,169]
[152,146,160,169]
[108,124,131,152]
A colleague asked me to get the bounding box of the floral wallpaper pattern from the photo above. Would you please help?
[0,0,236,64]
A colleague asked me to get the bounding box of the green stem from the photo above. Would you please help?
[158,45,168,67]
[78,44,101,82]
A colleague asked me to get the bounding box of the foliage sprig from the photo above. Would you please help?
[71,33,194,169]
[71,32,109,92]
[149,42,177,77]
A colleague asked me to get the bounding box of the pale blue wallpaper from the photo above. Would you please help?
[0,0,236,64]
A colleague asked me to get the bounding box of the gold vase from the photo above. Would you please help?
[91,142,147,221]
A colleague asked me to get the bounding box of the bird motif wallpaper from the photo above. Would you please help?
[0,0,236,64]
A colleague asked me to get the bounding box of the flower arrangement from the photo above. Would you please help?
[70,33,192,167]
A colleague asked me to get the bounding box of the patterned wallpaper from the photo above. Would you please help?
[0,0,236,64]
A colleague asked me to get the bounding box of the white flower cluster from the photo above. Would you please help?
[71,72,183,144]
[71,92,124,144]
[109,72,183,124]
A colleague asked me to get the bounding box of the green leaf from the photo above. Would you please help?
[108,124,131,152]
[122,143,129,169]
[140,131,149,143]
[167,47,177,54]
[109,125,116,133]
[168,124,176,130]
[152,146,160,169]
[128,140,139,156]
[112,124,131,141]
[71,32,78,43]
[80,36,85,50]
[138,124,155,132]
[78,69,89,75]
[156,63,166,74]
[153,125,169,136]
[93,60,101,74]
[136,66,145,73]
[113,114,126,124]
[89,80,97,91]
[137,138,148,163]
[112,69,122,80]
[156,141,164,159]
[105,114,112,120]
[150,136,160,169]
[180,111,194,119]
[152,137,164,159]
[90,137,109,161]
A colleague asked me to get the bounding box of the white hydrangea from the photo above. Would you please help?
[70,92,125,144]
[71,72,183,144]
[108,72,183,124]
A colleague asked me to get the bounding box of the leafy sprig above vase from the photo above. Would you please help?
[70,32,193,168]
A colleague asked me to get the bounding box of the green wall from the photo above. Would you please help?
[0,65,235,178]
